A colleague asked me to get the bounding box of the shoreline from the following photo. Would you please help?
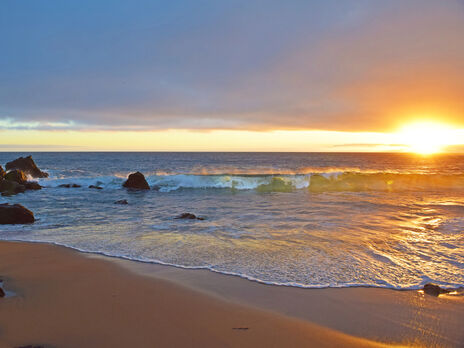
[3,238,459,291]
[0,241,463,347]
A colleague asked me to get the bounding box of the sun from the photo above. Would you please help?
[397,122,457,155]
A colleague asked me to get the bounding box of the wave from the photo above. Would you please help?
[1,237,462,291]
[37,171,464,193]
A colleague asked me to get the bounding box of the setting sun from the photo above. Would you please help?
[398,122,459,155]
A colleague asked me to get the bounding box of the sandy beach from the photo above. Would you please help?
[0,241,462,348]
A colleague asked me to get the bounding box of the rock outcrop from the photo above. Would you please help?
[175,213,205,221]
[24,181,42,190]
[122,172,150,190]
[4,170,27,184]
[5,155,48,178]
[0,166,5,179]
[0,180,26,196]
[0,204,35,224]
[58,184,81,188]
[114,199,128,205]
[0,170,40,195]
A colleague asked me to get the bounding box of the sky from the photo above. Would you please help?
[1,0,463,151]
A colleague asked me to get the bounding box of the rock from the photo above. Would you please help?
[0,180,26,196]
[0,165,5,179]
[114,199,128,205]
[423,283,450,297]
[58,184,81,188]
[122,172,150,190]
[0,204,35,224]
[4,170,28,184]
[5,155,48,178]
[89,185,103,190]
[24,181,42,190]
[0,287,4,297]
[175,213,205,221]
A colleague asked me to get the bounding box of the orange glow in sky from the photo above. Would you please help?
[396,121,462,155]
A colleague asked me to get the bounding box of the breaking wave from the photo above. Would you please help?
[37,171,464,193]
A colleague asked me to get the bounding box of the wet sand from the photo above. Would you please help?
[0,241,463,347]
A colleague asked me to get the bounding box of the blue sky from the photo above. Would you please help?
[1,0,463,135]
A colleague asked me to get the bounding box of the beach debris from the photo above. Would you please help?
[175,213,205,221]
[422,283,450,297]
[0,203,35,224]
[232,327,249,330]
[15,345,47,348]
[4,169,28,184]
[5,155,49,178]
[114,199,129,205]
[58,184,82,188]
[89,185,103,190]
[123,171,150,190]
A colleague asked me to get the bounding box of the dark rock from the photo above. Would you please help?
[152,185,161,191]
[16,346,46,348]
[0,287,4,297]
[122,172,150,190]
[5,155,48,178]
[0,180,26,196]
[423,283,450,297]
[175,213,205,220]
[89,185,103,190]
[58,184,81,188]
[0,203,35,224]
[4,170,28,184]
[114,199,128,205]
[0,165,5,179]
[24,181,42,190]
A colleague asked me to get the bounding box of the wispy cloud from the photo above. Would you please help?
[0,0,463,132]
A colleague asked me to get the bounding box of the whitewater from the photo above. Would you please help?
[0,152,463,290]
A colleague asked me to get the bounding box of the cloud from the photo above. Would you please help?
[0,0,463,132]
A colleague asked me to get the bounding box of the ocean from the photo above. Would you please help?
[1,152,463,290]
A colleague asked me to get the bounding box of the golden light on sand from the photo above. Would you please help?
[398,122,459,155]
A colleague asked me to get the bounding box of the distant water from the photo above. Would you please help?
[1,152,463,290]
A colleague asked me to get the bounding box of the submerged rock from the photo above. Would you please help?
[123,172,150,190]
[5,155,48,178]
[0,203,35,224]
[423,283,450,297]
[89,185,103,190]
[114,199,128,205]
[59,184,81,188]
[175,213,205,221]
[4,170,28,184]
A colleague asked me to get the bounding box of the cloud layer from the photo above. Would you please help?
[1,0,463,132]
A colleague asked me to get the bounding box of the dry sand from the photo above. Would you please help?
[0,241,462,347]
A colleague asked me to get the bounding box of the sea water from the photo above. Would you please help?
[0,152,463,289]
